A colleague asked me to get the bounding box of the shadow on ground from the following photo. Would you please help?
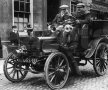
[64,69,99,89]
[6,69,102,90]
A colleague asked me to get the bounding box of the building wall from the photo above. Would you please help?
[0,0,12,42]
[80,0,92,5]
[61,0,71,11]
[0,0,12,58]
[33,0,44,31]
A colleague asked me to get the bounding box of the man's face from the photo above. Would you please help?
[61,9,67,14]
[77,6,84,12]
[13,28,18,33]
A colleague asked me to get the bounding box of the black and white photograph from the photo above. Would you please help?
[1,0,108,90]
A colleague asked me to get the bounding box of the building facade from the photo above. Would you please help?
[1,0,108,58]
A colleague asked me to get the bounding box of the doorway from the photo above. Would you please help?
[47,0,60,22]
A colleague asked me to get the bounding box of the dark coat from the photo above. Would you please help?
[72,10,92,25]
[52,12,71,25]
[9,32,19,45]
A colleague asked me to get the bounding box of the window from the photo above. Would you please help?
[13,0,33,31]
[70,1,77,14]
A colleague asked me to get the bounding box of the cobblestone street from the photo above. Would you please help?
[0,60,108,90]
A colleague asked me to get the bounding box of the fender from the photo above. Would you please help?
[85,36,108,58]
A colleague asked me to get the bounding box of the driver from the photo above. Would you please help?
[52,5,71,31]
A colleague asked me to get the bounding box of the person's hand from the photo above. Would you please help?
[76,20,80,24]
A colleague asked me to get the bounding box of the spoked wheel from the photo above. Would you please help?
[93,43,108,76]
[3,52,28,82]
[44,52,69,89]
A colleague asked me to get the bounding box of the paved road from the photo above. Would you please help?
[0,60,108,90]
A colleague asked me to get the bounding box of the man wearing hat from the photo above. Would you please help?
[65,3,92,75]
[51,5,82,76]
[64,3,92,76]
[72,2,92,49]
[74,3,92,24]
[52,4,71,31]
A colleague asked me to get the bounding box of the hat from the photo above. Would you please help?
[77,3,85,8]
[59,5,69,9]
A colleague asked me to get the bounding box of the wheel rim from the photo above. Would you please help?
[4,53,28,82]
[95,43,108,75]
[46,53,69,88]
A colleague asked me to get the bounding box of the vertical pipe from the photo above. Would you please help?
[12,0,14,26]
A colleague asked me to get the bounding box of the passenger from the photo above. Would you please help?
[69,3,92,76]
[74,3,92,25]
[74,2,92,48]
[62,3,92,76]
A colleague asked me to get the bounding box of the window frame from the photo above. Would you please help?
[70,1,77,14]
[12,0,33,31]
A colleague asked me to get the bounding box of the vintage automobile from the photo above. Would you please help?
[3,13,108,90]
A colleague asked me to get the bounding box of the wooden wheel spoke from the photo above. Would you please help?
[101,66,105,72]
[49,72,55,77]
[96,59,107,72]
[96,60,101,67]
[8,61,14,65]
[57,57,61,66]
[59,59,64,67]
[103,62,107,69]
[7,66,13,69]
[50,74,55,82]
[17,70,19,79]
[19,70,24,76]
[99,64,103,73]
[49,67,55,71]
[100,64,103,71]
[12,70,16,79]
[61,65,67,70]
[100,64,105,73]
[9,69,14,75]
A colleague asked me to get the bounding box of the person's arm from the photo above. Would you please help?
[76,13,92,24]
[52,14,58,24]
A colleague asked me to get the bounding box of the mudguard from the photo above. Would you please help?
[85,36,108,58]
